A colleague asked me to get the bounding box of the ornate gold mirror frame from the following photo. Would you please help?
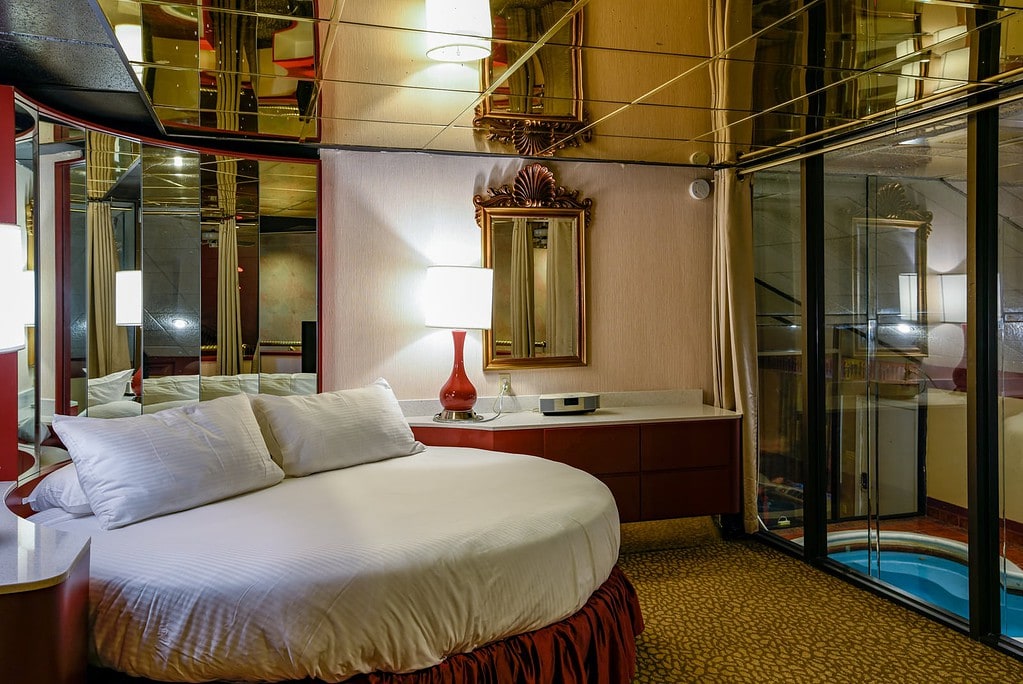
[850,182,933,357]
[474,163,591,369]
[474,1,589,156]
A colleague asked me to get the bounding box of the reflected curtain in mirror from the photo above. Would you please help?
[546,217,576,356]
[475,163,589,369]
[510,218,535,357]
[215,155,243,375]
[476,1,587,156]
[86,131,131,378]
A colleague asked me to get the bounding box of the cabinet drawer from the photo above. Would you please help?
[598,474,641,523]
[641,469,739,518]
[412,427,544,456]
[641,419,739,471]
[543,425,640,475]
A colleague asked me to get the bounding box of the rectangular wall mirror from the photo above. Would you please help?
[475,163,589,370]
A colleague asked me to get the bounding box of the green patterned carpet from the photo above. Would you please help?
[619,520,1023,683]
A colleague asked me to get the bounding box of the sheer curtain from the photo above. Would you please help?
[86,131,131,378]
[511,218,535,357]
[536,1,575,116]
[708,0,760,533]
[208,0,248,376]
[546,218,576,357]
[215,156,243,375]
[503,8,533,114]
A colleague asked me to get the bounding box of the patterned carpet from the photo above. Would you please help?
[619,519,1023,684]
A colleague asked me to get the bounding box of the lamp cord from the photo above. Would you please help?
[471,381,509,423]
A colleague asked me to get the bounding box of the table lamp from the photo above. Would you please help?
[424,266,493,422]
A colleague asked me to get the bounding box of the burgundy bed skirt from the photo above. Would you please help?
[352,566,644,684]
[88,567,643,684]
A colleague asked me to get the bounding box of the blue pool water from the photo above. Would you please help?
[831,550,1023,636]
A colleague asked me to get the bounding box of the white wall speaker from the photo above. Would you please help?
[688,178,711,200]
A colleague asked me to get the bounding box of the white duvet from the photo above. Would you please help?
[44,446,620,682]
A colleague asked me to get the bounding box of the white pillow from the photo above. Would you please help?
[51,394,284,530]
[25,463,92,516]
[88,368,134,407]
[250,378,425,477]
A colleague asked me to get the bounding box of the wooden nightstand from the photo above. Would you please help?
[409,404,742,523]
[2,482,91,684]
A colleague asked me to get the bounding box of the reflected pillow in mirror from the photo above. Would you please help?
[258,372,317,396]
[200,373,259,401]
[51,394,284,530]
[83,399,142,419]
[141,374,201,404]
[25,463,92,516]
[250,377,425,477]
[87,368,135,407]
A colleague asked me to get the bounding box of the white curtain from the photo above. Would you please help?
[536,1,575,116]
[510,218,535,357]
[86,131,131,378]
[546,218,576,357]
[215,156,243,375]
[210,0,255,132]
[708,0,760,533]
[503,8,532,114]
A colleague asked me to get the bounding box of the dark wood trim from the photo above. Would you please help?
[800,0,827,561]
[966,5,1002,643]
[52,158,76,417]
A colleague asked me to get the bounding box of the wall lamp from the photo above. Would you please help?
[425,0,492,62]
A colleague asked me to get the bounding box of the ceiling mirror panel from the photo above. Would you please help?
[475,0,587,156]
[25,1,1023,166]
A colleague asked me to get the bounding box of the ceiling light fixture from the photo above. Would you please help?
[425,0,492,63]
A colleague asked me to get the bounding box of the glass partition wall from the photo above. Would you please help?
[753,91,1023,648]
[750,0,1023,652]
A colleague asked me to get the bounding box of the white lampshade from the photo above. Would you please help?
[424,266,493,329]
[940,273,968,324]
[425,0,492,62]
[116,269,143,326]
[17,270,34,327]
[0,223,27,352]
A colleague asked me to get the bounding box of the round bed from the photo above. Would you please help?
[31,446,633,683]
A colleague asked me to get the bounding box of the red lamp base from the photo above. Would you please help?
[435,330,483,422]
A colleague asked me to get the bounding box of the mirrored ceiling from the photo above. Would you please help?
[8,1,1023,166]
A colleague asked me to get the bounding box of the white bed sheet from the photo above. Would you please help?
[43,446,620,682]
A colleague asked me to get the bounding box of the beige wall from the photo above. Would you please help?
[320,149,715,403]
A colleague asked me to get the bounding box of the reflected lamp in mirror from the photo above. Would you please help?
[425,0,492,62]
[0,223,28,352]
[939,273,967,324]
[115,270,143,327]
[424,266,493,422]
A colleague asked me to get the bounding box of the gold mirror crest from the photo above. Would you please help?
[473,163,592,227]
